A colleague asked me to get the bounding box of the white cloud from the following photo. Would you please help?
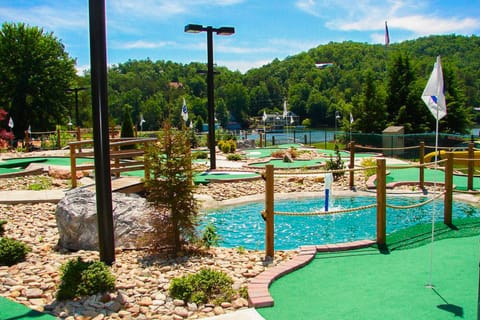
[221,59,273,73]
[296,0,480,37]
[0,5,87,31]
[116,40,177,50]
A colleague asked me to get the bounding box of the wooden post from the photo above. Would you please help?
[444,152,453,225]
[144,141,150,182]
[349,141,355,189]
[468,142,474,191]
[265,164,274,259]
[70,143,77,188]
[259,132,263,149]
[57,128,61,149]
[376,158,386,246]
[24,130,30,152]
[419,141,425,190]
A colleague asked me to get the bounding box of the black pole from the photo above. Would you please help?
[206,27,216,170]
[74,90,80,127]
[88,0,115,265]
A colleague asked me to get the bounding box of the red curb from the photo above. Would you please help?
[249,239,376,309]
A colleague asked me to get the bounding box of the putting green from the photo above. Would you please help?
[0,296,56,319]
[258,220,479,320]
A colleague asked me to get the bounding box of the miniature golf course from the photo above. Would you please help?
[258,218,480,320]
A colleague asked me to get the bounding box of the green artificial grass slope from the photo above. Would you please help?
[0,296,56,319]
[258,218,480,320]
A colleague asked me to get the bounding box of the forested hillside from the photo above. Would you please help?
[79,34,480,134]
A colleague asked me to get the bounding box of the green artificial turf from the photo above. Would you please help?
[0,296,56,319]
[258,218,480,320]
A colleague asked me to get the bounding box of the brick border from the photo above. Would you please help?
[247,239,375,308]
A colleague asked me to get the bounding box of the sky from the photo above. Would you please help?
[1,0,480,74]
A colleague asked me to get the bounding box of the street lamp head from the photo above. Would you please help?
[216,27,235,35]
[184,24,204,33]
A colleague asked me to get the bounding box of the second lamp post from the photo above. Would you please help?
[184,24,235,170]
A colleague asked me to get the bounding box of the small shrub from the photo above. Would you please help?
[169,268,234,305]
[193,151,208,160]
[218,139,236,154]
[57,257,116,300]
[236,246,246,254]
[0,237,30,266]
[360,158,377,180]
[28,176,52,190]
[201,223,221,249]
[226,153,242,161]
[325,145,345,180]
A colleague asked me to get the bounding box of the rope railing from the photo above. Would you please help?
[385,192,445,210]
[273,203,377,216]
[357,145,419,151]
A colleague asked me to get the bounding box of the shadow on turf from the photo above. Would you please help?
[433,288,464,318]
[3,310,54,320]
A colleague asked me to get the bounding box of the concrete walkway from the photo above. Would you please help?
[0,189,65,204]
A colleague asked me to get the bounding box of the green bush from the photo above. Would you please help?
[201,223,221,249]
[0,237,30,266]
[360,157,377,180]
[226,153,242,161]
[193,151,208,159]
[218,139,236,154]
[28,176,52,190]
[325,144,345,180]
[57,257,116,300]
[169,268,234,305]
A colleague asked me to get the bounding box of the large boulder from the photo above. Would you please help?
[55,188,154,251]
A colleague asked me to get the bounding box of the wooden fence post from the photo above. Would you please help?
[265,164,275,259]
[419,141,425,190]
[468,142,474,191]
[70,143,77,188]
[57,128,61,149]
[349,141,355,189]
[444,152,453,225]
[376,158,386,246]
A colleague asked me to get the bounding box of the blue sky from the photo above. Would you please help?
[1,0,479,74]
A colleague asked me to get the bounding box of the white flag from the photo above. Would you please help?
[421,56,446,121]
[282,100,288,119]
[290,116,294,124]
[350,112,354,124]
[28,125,31,134]
[8,117,13,128]
[139,113,146,126]
[262,110,267,122]
[181,98,188,122]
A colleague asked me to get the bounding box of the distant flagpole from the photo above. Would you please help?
[181,98,188,125]
[421,55,446,289]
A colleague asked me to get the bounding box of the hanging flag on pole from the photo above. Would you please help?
[262,110,267,122]
[385,21,390,46]
[282,100,288,119]
[27,125,31,134]
[8,117,13,129]
[421,56,446,121]
[290,116,294,124]
[350,112,354,124]
[181,98,188,123]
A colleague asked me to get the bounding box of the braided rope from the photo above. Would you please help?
[386,192,445,210]
[273,203,377,216]
[356,145,419,151]
[273,166,375,176]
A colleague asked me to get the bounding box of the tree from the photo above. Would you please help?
[145,121,198,254]
[120,105,135,150]
[0,22,76,138]
[353,70,387,133]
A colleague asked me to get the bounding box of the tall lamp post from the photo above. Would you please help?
[66,87,88,128]
[184,24,235,170]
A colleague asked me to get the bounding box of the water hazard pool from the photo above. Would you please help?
[199,196,480,250]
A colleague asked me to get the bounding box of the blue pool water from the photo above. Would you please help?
[199,196,480,250]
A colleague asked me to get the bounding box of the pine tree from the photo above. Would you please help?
[144,121,197,254]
